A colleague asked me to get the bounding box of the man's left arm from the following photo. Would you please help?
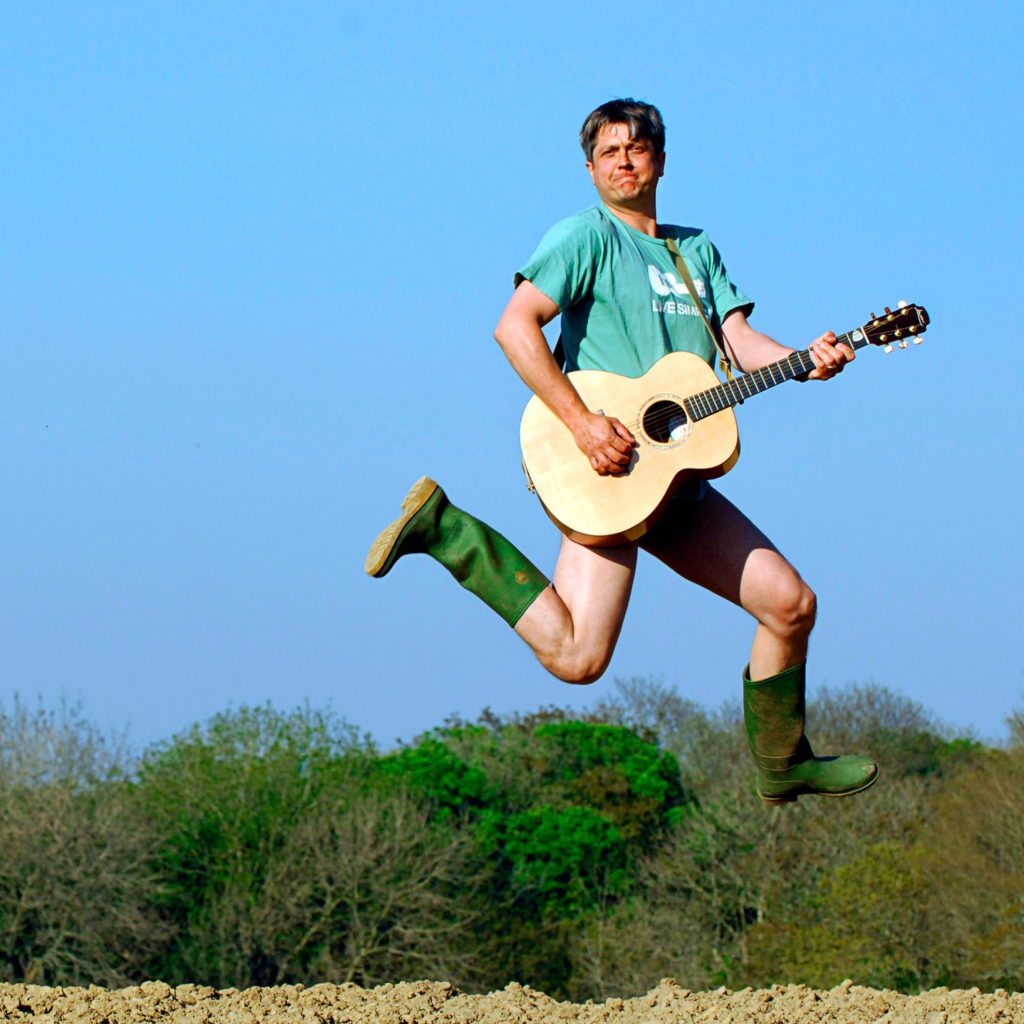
[720,309,854,381]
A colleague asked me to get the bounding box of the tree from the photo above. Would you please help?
[0,698,166,985]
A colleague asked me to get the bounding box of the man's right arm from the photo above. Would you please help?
[494,280,635,476]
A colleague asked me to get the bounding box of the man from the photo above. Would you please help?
[365,99,877,805]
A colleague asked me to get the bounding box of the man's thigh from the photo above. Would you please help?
[552,532,638,635]
[639,487,803,618]
[515,531,638,672]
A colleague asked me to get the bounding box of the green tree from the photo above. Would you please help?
[136,704,372,986]
[378,714,685,996]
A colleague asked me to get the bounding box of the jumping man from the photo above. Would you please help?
[365,99,878,805]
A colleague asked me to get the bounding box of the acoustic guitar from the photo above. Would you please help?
[520,302,930,547]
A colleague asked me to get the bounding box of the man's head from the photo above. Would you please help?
[580,98,666,211]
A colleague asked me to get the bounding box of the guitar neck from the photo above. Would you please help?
[683,325,870,422]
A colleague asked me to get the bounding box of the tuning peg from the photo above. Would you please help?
[913,337,923,345]
[899,340,909,349]
[870,312,877,319]
[884,344,894,353]
[884,306,892,314]
[897,300,908,309]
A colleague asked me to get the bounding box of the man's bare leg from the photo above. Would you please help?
[640,488,816,679]
[641,486,877,802]
[515,535,638,685]
[367,478,636,684]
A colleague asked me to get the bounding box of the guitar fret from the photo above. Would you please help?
[684,319,874,424]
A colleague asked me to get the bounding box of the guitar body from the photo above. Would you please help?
[520,351,741,547]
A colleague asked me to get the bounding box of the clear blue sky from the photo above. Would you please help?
[2,0,1021,747]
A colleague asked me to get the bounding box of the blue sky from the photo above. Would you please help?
[1,0,1021,748]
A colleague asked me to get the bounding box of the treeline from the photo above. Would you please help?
[0,681,1021,997]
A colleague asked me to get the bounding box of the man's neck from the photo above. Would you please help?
[601,200,659,238]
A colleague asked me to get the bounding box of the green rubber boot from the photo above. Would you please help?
[743,663,878,805]
[365,477,550,627]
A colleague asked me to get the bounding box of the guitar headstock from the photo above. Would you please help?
[861,301,930,352]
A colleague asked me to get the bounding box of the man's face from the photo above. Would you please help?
[586,122,665,207]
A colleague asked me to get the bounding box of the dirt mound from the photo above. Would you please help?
[0,979,1019,1023]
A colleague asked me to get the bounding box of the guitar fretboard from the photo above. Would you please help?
[682,327,869,422]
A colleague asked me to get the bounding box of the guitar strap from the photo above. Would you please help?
[663,236,735,381]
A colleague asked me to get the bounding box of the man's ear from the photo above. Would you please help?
[655,150,666,178]
[585,161,596,185]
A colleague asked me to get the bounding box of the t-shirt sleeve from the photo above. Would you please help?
[703,238,754,323]
[514,217,600,310]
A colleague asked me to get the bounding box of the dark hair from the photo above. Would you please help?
[579,98,665,162]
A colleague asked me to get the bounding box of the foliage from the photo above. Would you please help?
[376,715,685,995]
[135,703,375,986]
[0,683,1018,998]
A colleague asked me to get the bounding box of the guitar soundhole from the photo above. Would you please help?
[643,400,688,444]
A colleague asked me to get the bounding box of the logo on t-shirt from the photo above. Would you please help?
[647,264,706,300]
[648,264,707,317]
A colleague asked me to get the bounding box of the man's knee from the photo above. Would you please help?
[547,647,612,686]
[765,576,817,640]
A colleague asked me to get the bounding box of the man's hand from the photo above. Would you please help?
[572,411,636,476]
[806,331,855,380]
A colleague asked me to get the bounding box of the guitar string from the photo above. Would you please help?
[616,323,881,435]
[557,310,919,445]
[581,310,919,436]
[623,347,818,433]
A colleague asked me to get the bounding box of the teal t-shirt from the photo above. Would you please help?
[516,205,754,377]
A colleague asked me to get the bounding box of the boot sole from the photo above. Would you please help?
[364,476,439,578]
[758,767,879,806]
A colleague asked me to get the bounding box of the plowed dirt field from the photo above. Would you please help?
[0,979,1019,1023]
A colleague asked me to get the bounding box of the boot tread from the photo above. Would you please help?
[365,477,440,578]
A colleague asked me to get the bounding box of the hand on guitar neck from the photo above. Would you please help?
[800,330,855,381]
[721,308,854,385]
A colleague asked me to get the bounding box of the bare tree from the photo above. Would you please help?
[255,786,479,986]
[0,698,167,985]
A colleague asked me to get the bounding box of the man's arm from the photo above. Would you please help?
[721,309,854,380]
[494,280,636,476]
